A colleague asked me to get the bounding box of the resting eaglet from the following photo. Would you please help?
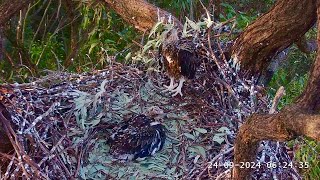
[108,115,166,161]
[159,29,201,96]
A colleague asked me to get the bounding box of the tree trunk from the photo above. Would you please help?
[231,0,316,75]
[102,0,183,32]
[232,2,320,179]
[0,0,32,26]
[295,35,317,54]
[63,0,81,68]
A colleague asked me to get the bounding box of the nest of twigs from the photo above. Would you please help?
[0,20,301,179]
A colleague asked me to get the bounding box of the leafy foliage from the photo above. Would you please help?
[220,3,257,29]
[0,0,274,83]
[78,4,137,66]
[0,1,138,83]
[294,138,320,180]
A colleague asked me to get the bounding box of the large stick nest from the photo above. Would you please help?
[0,20,301,179]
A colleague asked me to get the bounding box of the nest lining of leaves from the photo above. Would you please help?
[0,19,302,179]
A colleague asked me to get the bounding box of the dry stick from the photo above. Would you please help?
[24,102,60,133]
[3,152,17,179]
[195,147,234,179]
[269,86,298,176]
[1,114,49,179]
[203,87,286,179]
[38,135,67,166]
[0,106,49,179]
[75,148,84,178]
[267,86,303,179]
[198,0,221,69]
[213,17,236,38]
[199,1,237,85]
[0,111,30,179]
[30,0,52,48]
[131,40,144,49]
[57,155,73,178]
[232,86,296,179]
[216,169,231,180]
[269,86,285,114]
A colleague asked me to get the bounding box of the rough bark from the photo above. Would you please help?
[231,0,317,75]
[232,2,320,179]
[0,0,32,26]
[232,106,320,179]
[296,48,320,111]
[63,0,81,68]
[102,0,183,32]
[295,36,317,54]
[102,0,316,76]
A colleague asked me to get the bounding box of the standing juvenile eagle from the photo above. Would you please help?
[159,29,202,96]
[108,114,166,161]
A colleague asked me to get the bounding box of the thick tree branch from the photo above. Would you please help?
[102,0,183,32]
[232,2,320,179]
[296,5,320,111]
[63,0,81,68]
[0,0,32,26]
[231,0,316,75]
[295,36,317,54]
[232,105,320,179]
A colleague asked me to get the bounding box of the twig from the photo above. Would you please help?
[269,86,285,114]
[24,102,60,133]
[195,147,234,179]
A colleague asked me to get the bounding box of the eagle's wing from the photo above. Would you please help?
[108,115,165,160]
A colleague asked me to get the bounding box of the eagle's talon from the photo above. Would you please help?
[162,77,178,92]
[163,83,178,92]
[170,77,185,97]
[171,89,183,97]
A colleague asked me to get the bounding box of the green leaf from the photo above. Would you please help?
[212,133,225,144]
[125,52,132,61]
[183,133,195,140]
[142,40,156,54]
[182,21,188,37]
[117,168,125,178]
[185,17,200,31]
[195,146,206,159]
[149,21,163,38]
[218,127,231,134]
[89,42,99,54]
[194,128,207,134]
[88,118,100,127]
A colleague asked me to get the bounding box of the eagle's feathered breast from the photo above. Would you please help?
[162,43,181,79]
[162,39,199,79]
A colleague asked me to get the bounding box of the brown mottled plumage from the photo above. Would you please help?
[108,115,166,161]
[159,29,202,96]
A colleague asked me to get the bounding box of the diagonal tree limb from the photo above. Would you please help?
[232,2,320,179]
[231,0,317,75]
[101,0,183,32]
